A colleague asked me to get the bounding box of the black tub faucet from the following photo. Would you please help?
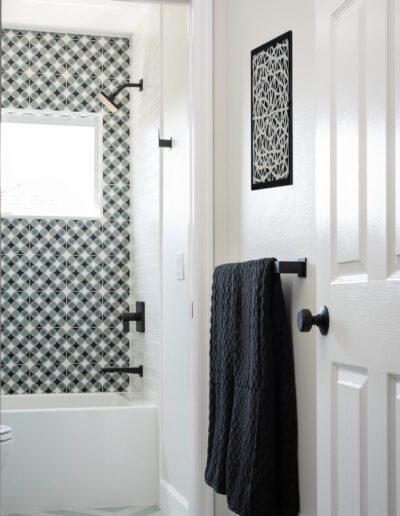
[101,366,143,378]
[122,302,145,333]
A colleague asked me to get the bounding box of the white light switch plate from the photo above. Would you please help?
[176,253,185,280]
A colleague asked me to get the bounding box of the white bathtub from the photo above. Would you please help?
[0,393,159,515]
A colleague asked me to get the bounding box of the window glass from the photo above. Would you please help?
[1,113,101,218]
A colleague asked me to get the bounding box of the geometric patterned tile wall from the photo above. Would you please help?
[0,29,132,394]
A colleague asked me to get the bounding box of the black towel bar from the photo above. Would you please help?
[274,258,307,278]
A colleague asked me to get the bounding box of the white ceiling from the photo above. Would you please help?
[2,0,153,37]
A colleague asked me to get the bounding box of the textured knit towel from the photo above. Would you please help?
[205,258,299,516]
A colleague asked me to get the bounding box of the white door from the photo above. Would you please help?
[316,0,400,514]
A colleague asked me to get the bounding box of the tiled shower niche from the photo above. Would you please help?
[0,29,133,395]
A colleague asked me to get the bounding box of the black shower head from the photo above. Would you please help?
[97,79,144,114]
[97,91,119,114]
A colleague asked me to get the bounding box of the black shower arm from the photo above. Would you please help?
[111,80,144,99]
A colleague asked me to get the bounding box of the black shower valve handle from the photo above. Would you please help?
[122,312,140,332]
[122,302,145,333]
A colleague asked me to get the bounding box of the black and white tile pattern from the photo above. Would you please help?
[0,29,132,395]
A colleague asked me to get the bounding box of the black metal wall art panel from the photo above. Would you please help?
[251,31,293,190]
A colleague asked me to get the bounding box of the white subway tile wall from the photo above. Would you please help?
[130,8,162,401]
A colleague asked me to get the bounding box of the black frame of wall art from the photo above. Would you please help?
[251,30,293,190]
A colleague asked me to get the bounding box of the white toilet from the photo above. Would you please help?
[0,425,13,471]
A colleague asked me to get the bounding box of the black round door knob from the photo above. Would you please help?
[297,306,329,336]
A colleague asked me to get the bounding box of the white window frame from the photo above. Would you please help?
[1,109,103,220]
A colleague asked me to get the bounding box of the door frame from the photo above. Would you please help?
[188,1,214,515]
[140,0,214,514]
[120,1,214,513]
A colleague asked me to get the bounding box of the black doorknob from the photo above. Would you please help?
[297,306,329,336]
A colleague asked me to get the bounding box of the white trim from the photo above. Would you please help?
[160,478,189,515]
[2,23,134,39]
[189,1,214,516]
[117,0,188,4]
[157,1,214,514]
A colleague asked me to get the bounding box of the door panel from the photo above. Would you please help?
[333,365,368,516]
[316,0,400,514]
[389,376,400,514]
[332,0,367,277]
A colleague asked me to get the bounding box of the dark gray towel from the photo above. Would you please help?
[205,258,299,516]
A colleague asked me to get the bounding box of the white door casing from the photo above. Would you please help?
[316,0,400,514]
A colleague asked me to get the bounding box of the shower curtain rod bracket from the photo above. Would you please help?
[158,129,173,149]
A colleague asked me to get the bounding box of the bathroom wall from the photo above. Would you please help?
[0,29,132,395]
[213,0,317,515]
[130,5,162,401]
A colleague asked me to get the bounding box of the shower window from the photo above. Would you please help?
[0,111,102,219]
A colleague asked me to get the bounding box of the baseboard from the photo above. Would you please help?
[159,478,189,516]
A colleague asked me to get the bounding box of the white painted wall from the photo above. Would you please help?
[130,5,162,400]
[213,1,317,515]
[159,4,191,515]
